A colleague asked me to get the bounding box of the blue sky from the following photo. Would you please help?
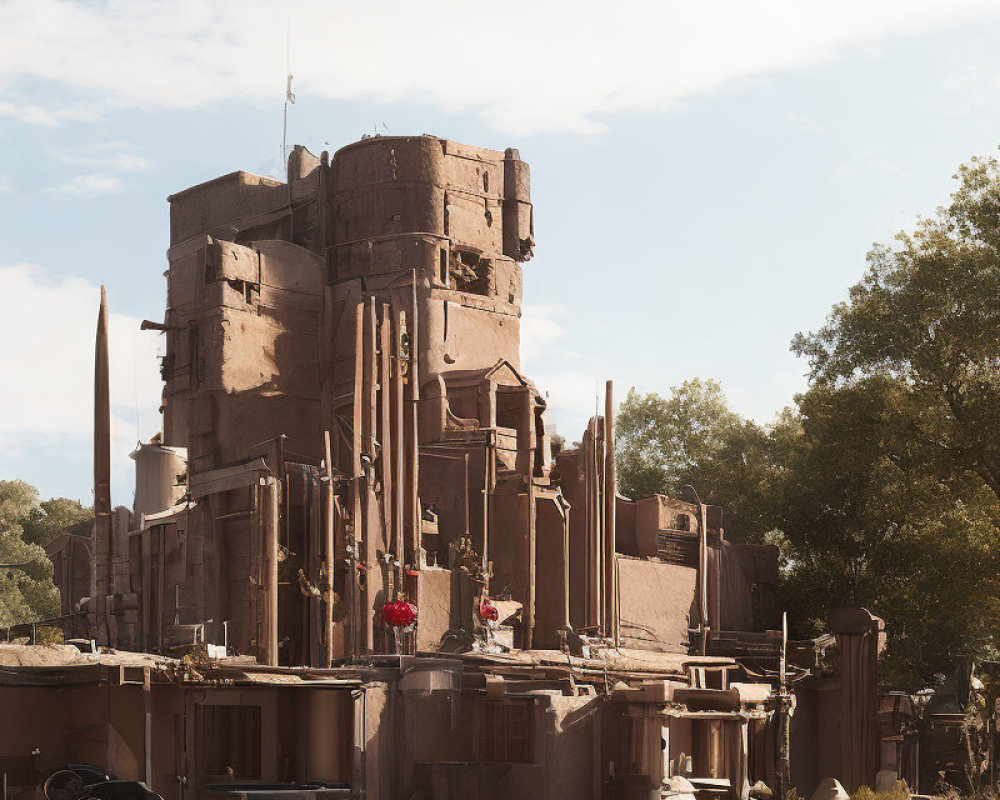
[4,0,1000,504]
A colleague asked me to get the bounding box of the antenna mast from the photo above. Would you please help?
[283,27,295,182]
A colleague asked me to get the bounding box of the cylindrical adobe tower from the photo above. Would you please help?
[320,135,533,443]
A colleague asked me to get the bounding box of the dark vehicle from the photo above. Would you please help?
[42,765,162,800]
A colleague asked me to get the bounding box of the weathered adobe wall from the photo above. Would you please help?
[396,684,597,800]
[0,684,145,784]
[617,557,697,652]
[322,136,530,442]
[163,237,323,470]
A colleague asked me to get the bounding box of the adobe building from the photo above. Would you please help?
[3,135,894,800]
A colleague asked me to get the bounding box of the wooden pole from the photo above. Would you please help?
[523,388,537,648]
[393,308,406,587]
[351,301,364,659]
[324,431,335,666]
[597,415,606,634]
[409,273,421,566]
[363,296,377,652]
[379,304,394,561]
[263,476,280,666]
[604,380,618,645]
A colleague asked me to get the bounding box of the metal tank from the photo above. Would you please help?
[130,442,188,518]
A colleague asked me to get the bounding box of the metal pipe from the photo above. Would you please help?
[700,500,709,653]
[409,272,421,567]
[681,483,709,652]
[604,380,618,646]
[143,666,152,787]
[263,476,280,666]
[463,453,470,538]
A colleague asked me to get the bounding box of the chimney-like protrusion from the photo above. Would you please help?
[93,286,112,612]
[502,147,533,262]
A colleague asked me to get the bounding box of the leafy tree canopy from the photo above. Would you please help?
[615,374,1000,688]
[0,480,90,627]
[793,154,1000,503]
[616,379,794,542]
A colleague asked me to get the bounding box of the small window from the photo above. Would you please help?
[676,513,691,532]
[478,699,533,763]
[197,704,262,780]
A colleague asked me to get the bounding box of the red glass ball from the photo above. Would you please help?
[382,600,417,628]
[480,602,499,621]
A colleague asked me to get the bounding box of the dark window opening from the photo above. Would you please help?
[226,278,260,305]
[495,390,523,431]
[449,249,491,296]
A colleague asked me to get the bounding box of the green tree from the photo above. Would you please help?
[793,152,1000,503]
[616,379,791,541]
[615,375,1000,687]
[773,379,1000,688]
[22,496,91,547]
[785,150,1000,685]
[616,378,743,499]
[0,480,87,627]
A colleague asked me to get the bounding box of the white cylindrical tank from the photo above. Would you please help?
[130,442,187,518]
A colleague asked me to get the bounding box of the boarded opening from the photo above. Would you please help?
[197,704,262,780]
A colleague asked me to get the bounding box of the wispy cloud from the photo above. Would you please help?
[787,113,823,134]
[0,175,13,196]
[834,150,915,180]
[54,141,155,172]
[521,304,571,367]
[0,100,96,127]
[867,158,914,177]
[0,1,996,134]
[521,303,604,437]
[43,174,124,197]
[0,263,163,497]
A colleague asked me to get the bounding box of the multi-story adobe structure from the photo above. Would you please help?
[11,135,889,800]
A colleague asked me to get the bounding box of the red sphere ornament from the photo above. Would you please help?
[480,600,499,622]
[382,600,417,628]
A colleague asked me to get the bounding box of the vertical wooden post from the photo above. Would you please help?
[323,431,335,667]
[597,415,606,634]
[409,274,421,566]
[392,308,406,582]
[523,387,537,648]
[604,380,618,645]
[263,476,280,666]
[379,304,394,562]
[482,442,491,588]
[699,501,709,655]
[309,470,322,666]
[351,301,365,658]
[363,296,377,652]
